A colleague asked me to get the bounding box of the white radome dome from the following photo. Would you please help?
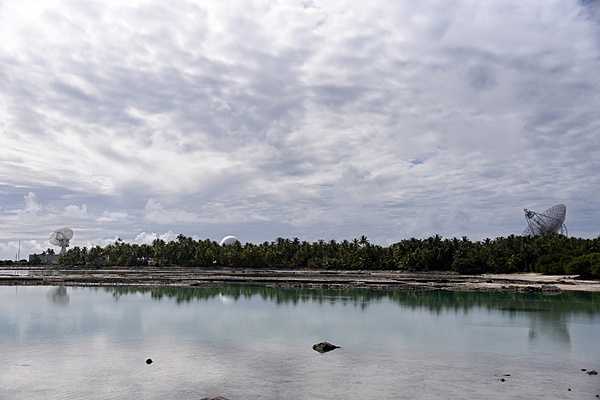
[220,235,240,246]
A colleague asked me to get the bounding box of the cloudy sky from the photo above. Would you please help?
[1,0,600,258]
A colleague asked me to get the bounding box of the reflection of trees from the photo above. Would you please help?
[47,286,70,305]
[528,312,571,345]
[100,285,600,317]
[98,286,600,344]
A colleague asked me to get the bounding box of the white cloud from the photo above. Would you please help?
[144,199,199,224]
[133,231,179,244]
[0,0,599,251]
[63,204,88,219]
[23,192,41,214]
[0,240,46,261]
[96,211,129,223]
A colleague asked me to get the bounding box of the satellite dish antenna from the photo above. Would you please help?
[523,204,567,236]
[49,227,74,255]
[219,235,240,246]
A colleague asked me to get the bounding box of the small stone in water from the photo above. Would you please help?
[581,368,587,372]
[312,342,340,353]
[568,388,572,392]
[500,378,505,382]
[146,358,153,365]
[588,370,598,376]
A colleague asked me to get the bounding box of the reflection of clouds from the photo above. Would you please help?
[0,286,600,399]
[47,286,69,306]
[0,339,230,400]
[218,294,234,305]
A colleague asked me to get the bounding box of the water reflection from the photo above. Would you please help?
[102,285,600,347]
[2,285,600,400]
[101,285,600,316]
[47,286,69,305]
[528,313,571,345]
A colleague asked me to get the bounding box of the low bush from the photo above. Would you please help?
[565,253,600,279]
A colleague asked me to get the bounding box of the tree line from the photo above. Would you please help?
[34,234,600,278]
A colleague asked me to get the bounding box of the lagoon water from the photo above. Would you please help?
[0,285,599,399]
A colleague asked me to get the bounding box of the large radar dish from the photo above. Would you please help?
[60,228,74,240]
[49,227,74,255]
[49,232,60,246]
[523,204,567,236]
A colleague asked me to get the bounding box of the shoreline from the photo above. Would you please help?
[1,267,599,292]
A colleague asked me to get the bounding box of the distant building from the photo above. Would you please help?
[29,253,59,265]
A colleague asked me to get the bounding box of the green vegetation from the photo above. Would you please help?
[0,259,27,266]
[52,233,600,279]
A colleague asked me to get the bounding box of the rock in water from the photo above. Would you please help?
[312,342,340,353]
[588,370,598,375]
[146,358,153,365]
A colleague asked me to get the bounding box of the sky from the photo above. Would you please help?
[1,0,600,259]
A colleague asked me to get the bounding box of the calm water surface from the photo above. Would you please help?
[1,285,599,399]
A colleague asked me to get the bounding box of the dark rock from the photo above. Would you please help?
[523,286,541,293]
[500,378,505,382]
[588,370,598,375]
[312,341,340,353]
[582,369,587,372]
[568,388,572,391]
[146,358,153,365]
[502,374,511,377]
[541,284,561,292]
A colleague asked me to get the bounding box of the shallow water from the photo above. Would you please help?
[0,286,599,399]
